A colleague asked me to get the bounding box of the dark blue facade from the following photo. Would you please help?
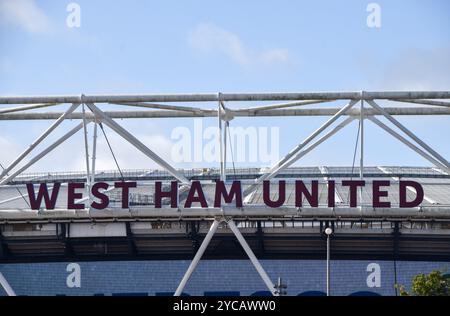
[0,260,448,296]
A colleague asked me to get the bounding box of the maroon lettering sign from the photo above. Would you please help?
[25,180,425,210]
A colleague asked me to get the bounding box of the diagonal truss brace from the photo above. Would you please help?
[0,272,16,296]
[368,117,450,174]
[242,100,358,198]
[0,122,86,185]
[86,103,189,184]
[0,103,60,115]
[0,184,60,206]
[174,218,278,296]
[262,116,356,182]
[0,103,80,179]
[110,101,212,114]
[366,100,450,171]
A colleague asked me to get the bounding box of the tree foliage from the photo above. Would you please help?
[397,270,450,296]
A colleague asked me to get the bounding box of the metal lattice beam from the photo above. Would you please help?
[2,107,450,120]
[1,91,450,104]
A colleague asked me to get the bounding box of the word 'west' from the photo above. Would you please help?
[26,180,424,210]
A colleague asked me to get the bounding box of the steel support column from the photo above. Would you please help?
[0,228,6,259]
[91,122,98,184]
[81,104,92,202]
[125,222,137,256]
[218,97,225,181]
[174,219,220,296]
[360,96,364,207]
[256,221,265,256]
[228,219,278,296]
[393,222,400,296]
[174,218,277,296]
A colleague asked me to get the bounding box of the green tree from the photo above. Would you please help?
[396,270,450,296]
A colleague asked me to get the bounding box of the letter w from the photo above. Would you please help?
[26,183,61,210]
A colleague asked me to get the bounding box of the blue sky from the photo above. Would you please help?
[0,0,449,172]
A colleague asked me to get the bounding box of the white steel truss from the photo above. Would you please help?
[1,91,450,296]
[0,91,449,211]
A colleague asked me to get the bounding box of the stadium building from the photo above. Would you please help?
[0,91,449,296]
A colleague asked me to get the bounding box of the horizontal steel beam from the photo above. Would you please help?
[1,107,450,120]
[0,91,450,104]
[0,103,59,114]
[0,206,449,221]
[236,99,333,112]
[390,99,450,108]
[110,101,214,114]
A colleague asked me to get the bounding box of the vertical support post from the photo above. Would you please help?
[91,121,98,184]
[174,220,220,296]
[256,221,265,256]
[393,222,400,296]
[359,94,364,207]
[218,94,225,181]
[125,222,137,256]
[0,272,16,296]
[81,104,91,202]
[0,228,6,259]
[223,120,228,182]
[228,220,278,296]
[61,223,74,257]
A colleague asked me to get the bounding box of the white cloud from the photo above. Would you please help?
[0,125,178,174]
[358,46,450,91]
[187,23,293,68]
[0,99,190,174]
[188,23,248,65]
[259,48,291,66]
[381,47,450,90]
[71,132,177,172]
[0,0,50,33]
